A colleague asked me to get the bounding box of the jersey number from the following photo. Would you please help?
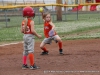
[22,25,30,33]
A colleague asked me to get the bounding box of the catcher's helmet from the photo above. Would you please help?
[23,6,35,18]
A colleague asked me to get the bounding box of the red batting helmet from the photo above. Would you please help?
[23,6,35,18]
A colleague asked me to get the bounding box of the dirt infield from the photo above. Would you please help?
[0,39,100,75]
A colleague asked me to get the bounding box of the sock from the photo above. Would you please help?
[58,42,62,50]
[23,55,27,65]
[28,53,34,66]
[41,47,48,52]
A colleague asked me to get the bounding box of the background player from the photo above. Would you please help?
[40,11,63,55]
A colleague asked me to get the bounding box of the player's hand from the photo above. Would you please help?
[38,35,42,38]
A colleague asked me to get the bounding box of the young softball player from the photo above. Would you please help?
[21,6,41,70]
[40,11,63,55]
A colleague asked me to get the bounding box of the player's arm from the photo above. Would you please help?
[21,24,24,33]
[41,12,45,22]
[48,22,56,37]
[30,21,41,38]
[21,21,25,33]
[49,21,55,30]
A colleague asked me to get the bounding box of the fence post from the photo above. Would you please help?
[52,5,55,22]
[2,0,8,27]
[4,9,8,27]
[38,7,41,24]
[76,0,78,20]
[56,0,62,21]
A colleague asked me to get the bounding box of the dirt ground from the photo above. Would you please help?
[0,39,100,75]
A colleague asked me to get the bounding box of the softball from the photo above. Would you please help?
[39,7,44,12]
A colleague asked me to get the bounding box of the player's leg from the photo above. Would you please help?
[22,35,28,69]
[40,41,48,55]
[28,52,40,70]
[54,35,63,54]
[27,35,40,70]
[22,50,29,69]
[40,38,52,55]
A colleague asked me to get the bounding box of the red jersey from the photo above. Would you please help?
[22,19,33,34]
[44,22,56,38]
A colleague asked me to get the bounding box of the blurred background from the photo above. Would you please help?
[0,0,100,43]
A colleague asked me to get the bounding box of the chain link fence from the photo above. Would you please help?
[0,7,78,27]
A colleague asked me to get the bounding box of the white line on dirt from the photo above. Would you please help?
[0,42,23,47]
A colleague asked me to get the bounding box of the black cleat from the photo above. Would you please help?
[22,64,29,69]
[30,64,40,70]
[41,51,49,55]
[59,49,64,55]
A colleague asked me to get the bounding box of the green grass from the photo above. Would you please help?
[0,12,100,43]
[0,27,22,41]
[60,25,100,40]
